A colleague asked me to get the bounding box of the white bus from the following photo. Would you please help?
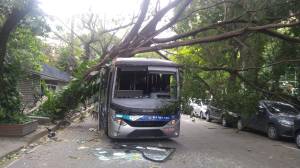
[96,58,181,139]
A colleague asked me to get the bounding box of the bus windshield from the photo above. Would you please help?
[114,67,178,99]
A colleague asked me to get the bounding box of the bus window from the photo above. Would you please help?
[114,67,177,99]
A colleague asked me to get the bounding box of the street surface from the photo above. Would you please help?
[3,115,300,168]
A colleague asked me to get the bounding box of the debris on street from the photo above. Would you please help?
[77,146,89,150]
[93,148,143,161]
[88,128,97,132]
[92,144,176,162]
[47,127,56,138]
[69,155,80,159]
[114,145,176,162]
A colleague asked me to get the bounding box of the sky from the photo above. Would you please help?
[39,0,141,20]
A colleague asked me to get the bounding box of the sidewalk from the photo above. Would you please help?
[0,111,87,160]
[0,124,56,160]
[0,106,92,161]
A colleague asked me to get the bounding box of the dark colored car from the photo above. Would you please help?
[237,100,300,140]
[294,116,300,148]
[206,103,239,127]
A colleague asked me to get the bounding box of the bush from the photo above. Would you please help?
[36,62,99,120]
[0,60,23,123]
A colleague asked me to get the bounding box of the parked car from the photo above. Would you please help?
[205,102,239,127]
[205,104,222,122]
[237,100,300,140]
[294,116,300,148]
[189,98,202,117]
[198,100,208,119]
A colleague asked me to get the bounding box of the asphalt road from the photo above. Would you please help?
[3,115,300,168]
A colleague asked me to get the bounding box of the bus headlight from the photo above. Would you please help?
[114,118,127,126]
[111,110,127,126]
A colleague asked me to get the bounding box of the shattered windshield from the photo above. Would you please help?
[114,67,177,99]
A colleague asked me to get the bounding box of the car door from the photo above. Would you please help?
[255,105,269,132]
[214,108,223,120]
[208,105,216,119]
[244,104,262,130]
[209,105,222,120]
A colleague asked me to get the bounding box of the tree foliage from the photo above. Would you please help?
[0,0,49,123]
[172,0,300,113]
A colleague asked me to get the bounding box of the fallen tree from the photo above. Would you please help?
[84,0,300,79]
[38,0,300,119]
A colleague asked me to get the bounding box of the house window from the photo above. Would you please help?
[46,84,57,91]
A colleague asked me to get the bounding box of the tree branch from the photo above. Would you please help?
[121,0,150,46]
[153,19,250,43]
[132,21,300,54]
[260,29,300,43]
[155,51,170,60]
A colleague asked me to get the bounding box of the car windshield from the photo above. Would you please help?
[267,102,300,115]
[114,67,177,99]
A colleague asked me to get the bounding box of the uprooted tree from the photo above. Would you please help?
[2,0,300,120]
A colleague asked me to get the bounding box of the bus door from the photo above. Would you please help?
[98,68,109,130]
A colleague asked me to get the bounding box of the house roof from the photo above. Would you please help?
[38,64,71,82]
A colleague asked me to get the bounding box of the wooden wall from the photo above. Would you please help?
[18,74,41,108]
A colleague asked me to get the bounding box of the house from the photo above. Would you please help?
[18,64,71,107]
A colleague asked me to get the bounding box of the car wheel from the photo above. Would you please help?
[296,132,300,149]
[206,112,211,122]
[222,117,228,127]
[267,125,279,140]
[190,112,194,118]
[237,119,244,131]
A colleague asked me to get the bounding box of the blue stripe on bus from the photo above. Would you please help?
[115,114,177,122]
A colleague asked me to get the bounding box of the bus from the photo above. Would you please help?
[96,58,181,139]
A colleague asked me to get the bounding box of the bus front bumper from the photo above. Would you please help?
[108,119,180,139]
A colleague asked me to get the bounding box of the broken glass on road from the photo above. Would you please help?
[93,144,175,162]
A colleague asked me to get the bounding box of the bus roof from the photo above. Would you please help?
[114,58,179,67]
